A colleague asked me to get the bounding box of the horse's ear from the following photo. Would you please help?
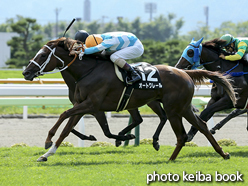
[195,37,204,47]
[191,38,195,43]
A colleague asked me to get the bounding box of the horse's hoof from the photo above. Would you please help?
[224,153,230,160]
[186,134,194,142]
[153,142,160,151]
[45,141,53,149]
[210,129,216,135]
[126,134,136,140]
[115,140,122,147]
[37,156,47,162]
[89,135,97,141]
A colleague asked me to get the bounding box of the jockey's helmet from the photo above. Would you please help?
[74,30,89,43]
[220,34,235,47]
[85,34,103,48]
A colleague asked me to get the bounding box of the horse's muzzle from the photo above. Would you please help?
[22,70,37,81]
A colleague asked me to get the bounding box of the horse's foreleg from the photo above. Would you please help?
[44,100,93,149]
[38,114,81,162]
[45,115,94,150]
[45,110,71,149]
[210,109,246,134]
[71,129,97,141]
[115,109,143,147]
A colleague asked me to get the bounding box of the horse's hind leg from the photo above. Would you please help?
[147,101,168,151]
[115,109,143,147]
[166,113,187,160]
[183,107,230,159]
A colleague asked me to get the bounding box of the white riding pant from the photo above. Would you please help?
[244,53,248,61]
[108,39,144,63]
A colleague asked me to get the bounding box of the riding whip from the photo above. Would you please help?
[62,18,76,37]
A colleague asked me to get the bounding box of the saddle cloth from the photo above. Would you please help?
[114,62,162,112]
[114,62,162,89]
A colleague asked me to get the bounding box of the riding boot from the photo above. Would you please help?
[122,63,141,84]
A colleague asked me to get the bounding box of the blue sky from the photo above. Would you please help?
[0,0,247,34]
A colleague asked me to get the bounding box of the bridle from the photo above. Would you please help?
[184,45,219,69]
[27,41,84,76]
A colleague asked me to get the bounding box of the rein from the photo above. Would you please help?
[193,59,217,68]
[204,46,248,77]
[67,41,84,67]
[194,46,220,68]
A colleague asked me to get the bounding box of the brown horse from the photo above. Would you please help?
[175,37,248,141]
[59,67,167,151]
[23,37,236,162]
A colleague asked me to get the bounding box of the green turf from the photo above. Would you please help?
[0,145,247,185]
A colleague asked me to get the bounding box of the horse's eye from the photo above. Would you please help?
[187,49,194,57]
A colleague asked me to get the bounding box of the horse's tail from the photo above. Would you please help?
[184,69,237,106]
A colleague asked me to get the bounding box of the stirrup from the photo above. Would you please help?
[127,75,141,84]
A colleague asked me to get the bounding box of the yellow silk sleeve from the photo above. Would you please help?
[225,53,243,61]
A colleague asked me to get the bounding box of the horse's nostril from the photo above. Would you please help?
[22,71,30,76]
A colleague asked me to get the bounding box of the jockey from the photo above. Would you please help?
[80,31,143,84]
[219,34,248,62]
[74,30,89,44]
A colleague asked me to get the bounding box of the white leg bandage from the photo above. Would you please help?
[43,145,57,158]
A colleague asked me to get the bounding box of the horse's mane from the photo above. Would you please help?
[55,37,110,61]
[202,38,229,55]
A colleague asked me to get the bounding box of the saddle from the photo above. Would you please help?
[114,62,162,111]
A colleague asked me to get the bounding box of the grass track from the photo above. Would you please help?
[0,145,247,185]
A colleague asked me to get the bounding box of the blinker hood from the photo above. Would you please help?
[181,37,203,69]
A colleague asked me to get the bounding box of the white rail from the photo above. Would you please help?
[0,84,212,119]
[0,84,212,97]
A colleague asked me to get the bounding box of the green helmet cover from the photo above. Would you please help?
[220,34,234,47]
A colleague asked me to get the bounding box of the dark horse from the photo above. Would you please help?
[22,37,236,162]
[55,65,168,151]
[176,37,248,141]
